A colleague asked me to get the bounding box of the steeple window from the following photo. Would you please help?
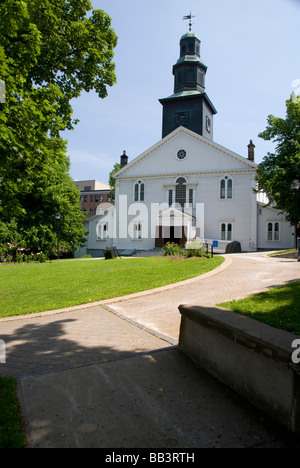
[188,42,194,53]
[187,69,195,83]
[175,70,183,87]
[197,69,204,87]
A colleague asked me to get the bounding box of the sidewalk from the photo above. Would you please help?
[1,252,299,448]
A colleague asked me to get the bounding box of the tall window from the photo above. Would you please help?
[187,69,195,82]
[98,222,108,240]
[175,177,187,208]
[134,180,145,202]
[189,189,193,206]
[220,176,233,199]
[268,222,280,241]
[221,223,232,241]
[133,222,142,240]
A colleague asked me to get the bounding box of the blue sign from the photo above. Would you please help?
[213,240,218,248]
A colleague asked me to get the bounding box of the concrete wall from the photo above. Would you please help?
[178,304,300,435]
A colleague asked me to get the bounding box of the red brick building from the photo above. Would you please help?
[74,180,114,217]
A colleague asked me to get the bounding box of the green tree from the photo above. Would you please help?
[256,94,300,228]
[0,0,118,255]
[109,162,121,197]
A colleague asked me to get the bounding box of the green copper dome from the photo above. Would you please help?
[180,31,200,41]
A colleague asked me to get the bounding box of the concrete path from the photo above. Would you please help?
[104,251,300,343]
[0,252,299,448]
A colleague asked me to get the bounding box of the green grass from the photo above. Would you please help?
[0,256,224,318]
[0,377,26,448]
[268,249,297,257]
[218,281,300,334]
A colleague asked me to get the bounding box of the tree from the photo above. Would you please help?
[256,94,300,229]
[0,0,118,256]
[109,162,121,197]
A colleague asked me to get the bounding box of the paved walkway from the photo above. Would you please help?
[104,251,300,343]
[0,252,299,448]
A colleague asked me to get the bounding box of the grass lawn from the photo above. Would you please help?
[218,281,300,334]
[0,255,224,318]
[269,249,297,257]
[0,376,26,448]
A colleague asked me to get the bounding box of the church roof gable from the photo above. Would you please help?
[115,127,257,179]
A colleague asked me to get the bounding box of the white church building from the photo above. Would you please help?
[76,30,294,257]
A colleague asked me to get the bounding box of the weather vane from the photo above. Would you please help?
[183,12,195,32]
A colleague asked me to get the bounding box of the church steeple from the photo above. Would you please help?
[159,26,217,140]
[173,32,207,95]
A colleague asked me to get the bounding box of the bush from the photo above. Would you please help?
[15,252,24,263]
[36,252,48,263]
[162,242,184,256]
[1,251,48,264]
[185,239,209,258]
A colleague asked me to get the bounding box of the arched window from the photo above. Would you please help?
[133,222,142,240]
[220,179,226,199]
[134,180,145,202]
[221,222,233,241]
[220,176,233,199]
[268,222,280,241]
[97,222,108,240]
[175,177,186,208]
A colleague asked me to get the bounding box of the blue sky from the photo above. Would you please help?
[65,0,300,184]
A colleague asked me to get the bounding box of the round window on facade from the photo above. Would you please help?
[177,149,187,160]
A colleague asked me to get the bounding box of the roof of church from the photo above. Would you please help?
[176,54,205,65]
[159,91,217,115]
[161,90,202,99]
[180,31,200,41]
[114,126,257,179]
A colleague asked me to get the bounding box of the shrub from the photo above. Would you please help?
[36,252,48,263]
[162,242,184,256]
[15,252,24,263]
[185,239,209,258]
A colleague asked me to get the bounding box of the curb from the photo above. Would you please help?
[0,256,231,323]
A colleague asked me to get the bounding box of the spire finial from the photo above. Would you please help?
[183,12,195,32]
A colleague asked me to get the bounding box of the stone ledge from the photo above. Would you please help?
[178,304,300,435]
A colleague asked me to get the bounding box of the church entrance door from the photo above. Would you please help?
[155,226,187,248]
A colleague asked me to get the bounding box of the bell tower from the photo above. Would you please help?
[159,19,217,140]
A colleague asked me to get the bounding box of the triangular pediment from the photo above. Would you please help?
[115,127,256,179]
[157,207,195,223]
